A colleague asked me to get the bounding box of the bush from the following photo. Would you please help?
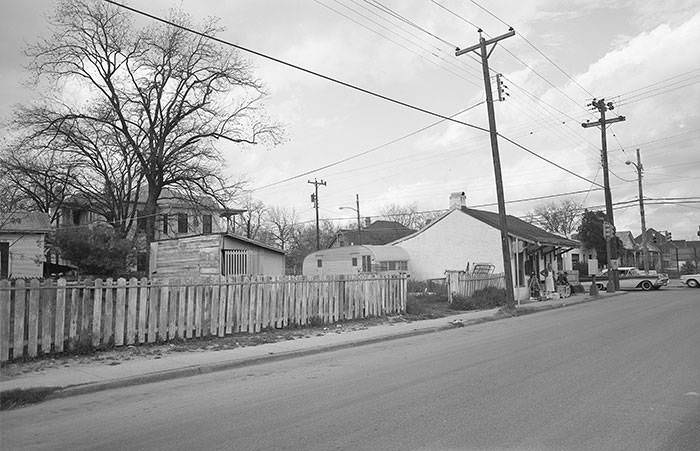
[54,224,135,276]
[450,287,507,311]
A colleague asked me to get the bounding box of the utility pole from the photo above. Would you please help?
[626,148,649,273]
[355,194,362,246]
[308,179,326,250]
[456,28,516,309]
[582,98,625,292]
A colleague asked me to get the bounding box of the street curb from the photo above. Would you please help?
[515,291,627,315]
[1,291,627,407]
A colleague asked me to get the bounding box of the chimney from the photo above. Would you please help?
[449,192,466,210]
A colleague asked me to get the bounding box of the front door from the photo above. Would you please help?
[0,242,9,279]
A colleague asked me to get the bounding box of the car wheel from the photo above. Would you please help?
[688,279,700,288]
[640,280,653,291]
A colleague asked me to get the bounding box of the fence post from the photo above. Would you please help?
[13,280,26,359]
[92,279,103,348]
[0,280,10,361]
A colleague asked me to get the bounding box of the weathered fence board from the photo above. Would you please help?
[445,271,506,303]
[0,274,407,362]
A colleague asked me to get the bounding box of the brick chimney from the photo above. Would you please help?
[449,192,466,210]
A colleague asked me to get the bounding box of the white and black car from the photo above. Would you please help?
[680,273,700,288]
[596,267,669,291]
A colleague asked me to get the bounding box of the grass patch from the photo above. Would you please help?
[450,287,508,311]
[406,293,452,319]
[1,387,59,410]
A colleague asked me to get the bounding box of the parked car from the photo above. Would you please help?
[680,274,700,288]
[595,267,669,291]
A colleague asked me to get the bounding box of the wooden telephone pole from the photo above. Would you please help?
[456,28,516,309]
[308,179,327,250]
[582,98,625,291]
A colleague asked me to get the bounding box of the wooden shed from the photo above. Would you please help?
[0,212,51,279]
[302,245,409,277]
[150,233,285,278]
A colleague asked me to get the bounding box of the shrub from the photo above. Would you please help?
[54,224,135,276]
[450,287,507,310]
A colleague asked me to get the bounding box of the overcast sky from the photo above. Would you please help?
[1,0,699,239]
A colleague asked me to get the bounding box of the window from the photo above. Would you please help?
[352,257,357,267]
[136,253,148,273]
[388,261,397,271]
[72,210,81,225]
[137,211,146,232]
[398,261,407,271]
[202,214,212,234]
[162,214,168,234]
[317,259,323,268]
[571,254,580,267]
[178,213,188,233]
[0,242,8,279]
[222,249,248,275]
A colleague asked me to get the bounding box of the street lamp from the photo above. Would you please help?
[626,148,650,274]
[339,194,362,246]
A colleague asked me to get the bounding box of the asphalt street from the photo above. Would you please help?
[2,288,699,450]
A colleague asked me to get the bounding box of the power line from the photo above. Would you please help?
[104,1,605,198]
[252,101,485,191]
[103,0,488,134]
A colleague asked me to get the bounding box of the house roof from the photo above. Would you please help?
[153,232,285,254]
[223,233,286,255]
[0,211,52,233]
[616,231,637,250]
[332,220,415,247]
[392,207,579,248]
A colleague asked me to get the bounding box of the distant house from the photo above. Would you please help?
[0,212,51,279]
[328,220,415,248]
[57,188,240,241]
[150,233,285,278]
[659,239,700,274]
[391,193,579,301]
[302,245,409,277]
[616,230,662,270]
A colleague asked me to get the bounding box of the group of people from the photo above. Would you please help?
[529,264,569,300]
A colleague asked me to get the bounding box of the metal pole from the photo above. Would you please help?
[355,194,362,246]
[635,149,650,274]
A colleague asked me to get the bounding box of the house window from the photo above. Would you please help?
[0,242,8,279]
[571,254,580,267]
[317,259,323,268]
[162,214,168,234]
[137,211,147,232]
[202,214,212,234]
[178,213,188,233]
[136,253,148,273]
[72,210,81,225]
[352,257,357,267]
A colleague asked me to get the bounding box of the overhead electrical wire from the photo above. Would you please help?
[104,1,604,196]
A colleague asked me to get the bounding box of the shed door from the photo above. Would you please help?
[0,242,8,279]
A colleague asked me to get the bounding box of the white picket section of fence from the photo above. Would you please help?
[0,274,407,362]
[445,271,506,303]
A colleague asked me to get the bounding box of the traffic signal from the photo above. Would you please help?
[603,221,615,239]
[665,231,672,241]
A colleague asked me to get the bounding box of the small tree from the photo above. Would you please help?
[577,210,621,266]
[265,206,298,251]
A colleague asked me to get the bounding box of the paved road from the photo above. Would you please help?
[2,288,699,450]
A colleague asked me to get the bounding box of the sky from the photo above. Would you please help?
[1,0,699,240]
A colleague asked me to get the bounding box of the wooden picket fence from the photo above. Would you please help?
[445,271,505,303]
[0,274,407,362]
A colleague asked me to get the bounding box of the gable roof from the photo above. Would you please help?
[223,233,286,255]
[392,207,579,248]
[0,211,52,233]
[331,220,415,247]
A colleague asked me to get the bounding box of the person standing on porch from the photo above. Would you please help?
[541,263,555,297]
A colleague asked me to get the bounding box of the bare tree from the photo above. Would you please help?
[379,203,440,230]
[265,206,298,251]
[234,197,267,240]
[526,199,582,238]
[0,146,77,224]
[20,0,281,246]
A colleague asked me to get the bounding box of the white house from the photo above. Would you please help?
[302,245,409,277]
[0,212,52,279]
[391,193,579,301]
